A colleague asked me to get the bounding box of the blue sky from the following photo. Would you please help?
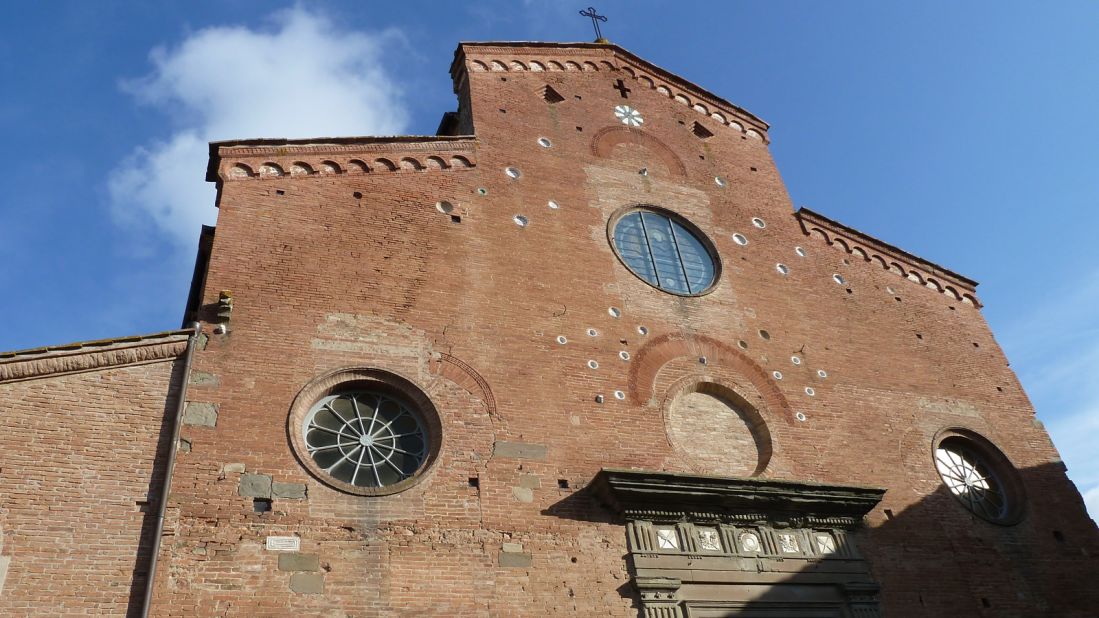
[1,2,1096,518]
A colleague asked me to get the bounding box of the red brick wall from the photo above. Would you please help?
[0,349,184,616]
[149,43,1098,616]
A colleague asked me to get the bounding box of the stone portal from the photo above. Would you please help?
[592,469,886,618]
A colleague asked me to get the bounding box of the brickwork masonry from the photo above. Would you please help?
[0,333,189,616]
[1,41,1095,617]
[145,41,1097,617]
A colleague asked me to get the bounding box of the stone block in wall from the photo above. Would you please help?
[278,553,319,572]
[272,482,307,499]
[239,473,272,498]
[289,572,324,594]
[188,371,219,386]
[0,555,9,596]
[181,402,218,427]
[493,441,547,460]
[498,552,532,568]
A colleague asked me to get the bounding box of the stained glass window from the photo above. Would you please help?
[612,209,717,295]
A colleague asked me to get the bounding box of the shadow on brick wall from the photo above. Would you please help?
[123,356,189,617]
[846,460,1099,617]
[545,462,1098,617]
[541,483,617,524]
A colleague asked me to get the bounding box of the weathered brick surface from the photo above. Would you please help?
[0,337,186,616]
[666,389,763,476]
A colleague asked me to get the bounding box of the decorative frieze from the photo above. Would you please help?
[210,137,477,183]
[0,330,191,383]
[455,42,769,141]
[797,208,981,307]
[626,520,858,561]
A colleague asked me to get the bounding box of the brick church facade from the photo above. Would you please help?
[1,41,1096,616]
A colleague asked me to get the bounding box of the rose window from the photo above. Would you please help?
[302,391,427,489]
[935,440,1008,521]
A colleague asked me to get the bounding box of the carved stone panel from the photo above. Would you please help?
[592,469,886,618]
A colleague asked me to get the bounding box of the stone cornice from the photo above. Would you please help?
[207,136,478,182]
[797,208,982,307]
[0,330,191,383]
[452,42,769,142]
[592,468,885,527]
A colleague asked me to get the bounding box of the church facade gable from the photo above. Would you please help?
[0,39,1096,617]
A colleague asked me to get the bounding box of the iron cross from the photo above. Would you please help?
[579,6,608,41]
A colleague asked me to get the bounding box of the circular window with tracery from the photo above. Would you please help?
[933,429,1023,524]
[609,207,720,296]
[288,368,441,496]
[303,392,426,489]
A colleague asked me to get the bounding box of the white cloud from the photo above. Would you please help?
[108,6,409,246]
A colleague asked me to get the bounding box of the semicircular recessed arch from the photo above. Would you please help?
[590,126,688,178]
[626,333,796,424]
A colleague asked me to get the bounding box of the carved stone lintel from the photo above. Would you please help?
[594,468,886,529]
[603,468,886,618]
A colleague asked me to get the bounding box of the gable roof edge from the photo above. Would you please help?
[451,41,769,138]
[797,208,981,307]
[0,329,193,383]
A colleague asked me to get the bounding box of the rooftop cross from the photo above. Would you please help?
[579,6,609,43]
